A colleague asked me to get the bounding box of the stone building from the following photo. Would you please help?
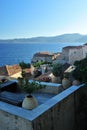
[31,52,55,63]
[53,44,87,65]
[61,44,87,64]
[53,53,66,64]
[82,43,87,58]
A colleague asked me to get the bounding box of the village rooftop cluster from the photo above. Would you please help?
[0,43,87,83]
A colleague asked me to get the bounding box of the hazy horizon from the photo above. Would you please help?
[0,33,87,40]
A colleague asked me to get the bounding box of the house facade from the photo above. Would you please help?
[62,44,87,64]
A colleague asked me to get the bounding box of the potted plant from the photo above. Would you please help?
[72,57,87,85]
[18,77,46,110]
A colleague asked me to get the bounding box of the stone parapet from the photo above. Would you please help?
[0,83,84,130]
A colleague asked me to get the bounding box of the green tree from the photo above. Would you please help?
[72,57,87,83]
[19,61,30,69]
[52,63,63,77]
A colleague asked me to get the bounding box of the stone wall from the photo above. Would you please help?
[0,66,8,76]
[69,48,83,64]
[33,93,75,130]
[0,110,33,130]
[75,85,87,130]
[0,84,84,130]
[62,48,69,61]
[82,44,87,58]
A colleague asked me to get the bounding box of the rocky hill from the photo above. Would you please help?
[0,33,87,43]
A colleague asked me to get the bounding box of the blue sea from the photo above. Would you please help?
[0,42,84,66]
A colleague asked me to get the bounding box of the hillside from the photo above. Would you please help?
[0,33,87,43]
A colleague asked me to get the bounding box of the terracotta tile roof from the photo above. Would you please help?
[34,71,52,81]
[0,64,21,76]
[34,52,53,57]
[39,52,51,54]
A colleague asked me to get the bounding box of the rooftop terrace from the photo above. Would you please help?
[0,80,87,130]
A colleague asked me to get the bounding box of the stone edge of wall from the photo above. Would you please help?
[0,84,84,122]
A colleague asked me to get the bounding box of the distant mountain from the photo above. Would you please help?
[0,33,87,43]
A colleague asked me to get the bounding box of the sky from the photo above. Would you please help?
[0,0,87,39]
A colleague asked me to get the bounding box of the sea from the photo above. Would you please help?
[0,42,84,66]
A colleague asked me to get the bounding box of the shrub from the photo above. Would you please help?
[52,63,63,77]
[19,61,30,69]
[72,57,87,83]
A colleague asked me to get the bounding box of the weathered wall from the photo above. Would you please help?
[82,44,87,58]
[33,93,75,130]
[74,85,87,130]
[62,48,69,61]
[69,48,83,64]
[0,110,33,130]
[0,84,84,130]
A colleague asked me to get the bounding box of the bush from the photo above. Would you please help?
[19,61,30,69]
[72,57,87,83]
[52,63,63,77]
